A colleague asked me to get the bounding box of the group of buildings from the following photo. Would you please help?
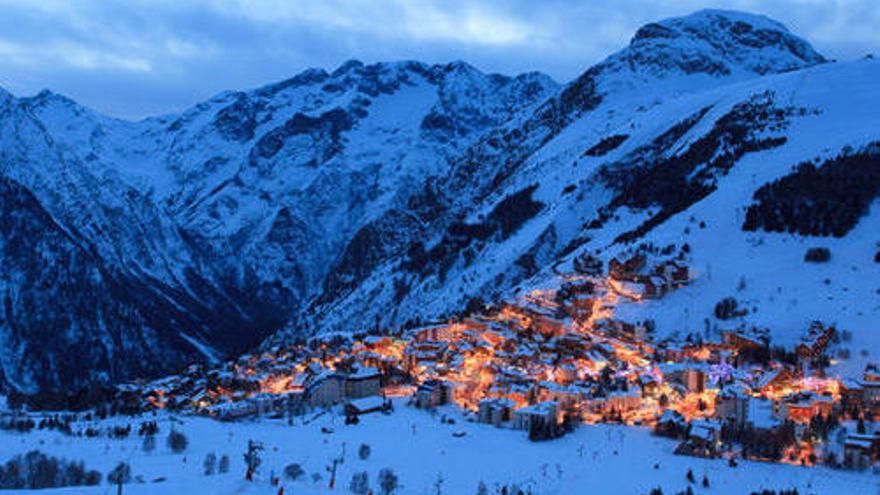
[122,246,878,470]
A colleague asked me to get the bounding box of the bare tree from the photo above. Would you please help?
[243,440,264,481]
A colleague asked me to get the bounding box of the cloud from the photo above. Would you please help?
[0,0,876,118]
[0,39,152,72]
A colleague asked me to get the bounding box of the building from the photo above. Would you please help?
[676,419,721,458]
[755,368,793,397]
[780,393,834,423]
[415,379,451,409]
[345,366,382,399]
[654,260,690,285]
[861,375,880,412]
[746,398,780,433]
[513,401,558,431]
[795,321,835,360]
[655,410,688,438]
[537,381,584,409]
[404,341,446,373]
[608,253,646,281]
[715,384,750,426]
[839,379,864,415]
[843,433,879,470]
[307,372,346,407]
[721,328,768,351]
[661,364,707,394]
[683,368,707,393]
[607,390,641,413]
[284,390,307,417]
[211,401,257,421]
[478,398,515,426]
[344,397,389,417]
[414,324,454,342]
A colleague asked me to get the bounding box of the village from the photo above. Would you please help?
[120,244,880,473]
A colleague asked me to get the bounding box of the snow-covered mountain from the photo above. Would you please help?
[2,9,878,398]
[279,10,878,368]
[0,58,557,396]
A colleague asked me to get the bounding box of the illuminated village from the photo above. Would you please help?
[131,245,880,472]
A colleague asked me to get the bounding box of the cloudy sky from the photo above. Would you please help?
[0,0,876,119]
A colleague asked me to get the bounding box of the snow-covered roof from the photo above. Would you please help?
[347,396,386,412]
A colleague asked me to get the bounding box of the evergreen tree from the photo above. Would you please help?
[203,453,217,476]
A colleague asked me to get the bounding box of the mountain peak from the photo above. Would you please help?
[0,86,13,107]
[624,9,825,77]
[22,89,80,111]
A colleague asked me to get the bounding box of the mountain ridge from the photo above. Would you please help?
[3,9,878,400]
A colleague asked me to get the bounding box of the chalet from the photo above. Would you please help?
[795,321,835,360]
[755,368,793,396]
[654,260,690,285]
[478,398,515,426]
[833,379,862,419]
[414,324,454,342]
[530,312,565,336]
[639,374,659,398]
[860,374,880,412]
[683,368,707,393]
[573,252,603,275]
[560,279,595,297]
[555,364,578,385]
[780,392,834,423]
[658,344,687,363]
[676,419,721,458]
[568,293,594,312]
[643,276,669,299]
[404,341,447,372]
[513,401,558,431]
[608,253,646,281]
[344,396,390,417]
[843,432,879,470]
[362,335,394,348]
[721,328,768,351]
[609,279,648,301]
[655,409,688,439]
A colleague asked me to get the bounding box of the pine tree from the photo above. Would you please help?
[203,453,217,476]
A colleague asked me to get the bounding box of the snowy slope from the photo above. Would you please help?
[0,401,875,494]
[2,9,878,397]
[288,9,873,346]
[0,60,557,396]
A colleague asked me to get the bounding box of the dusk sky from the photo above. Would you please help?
[0,0,877,119]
